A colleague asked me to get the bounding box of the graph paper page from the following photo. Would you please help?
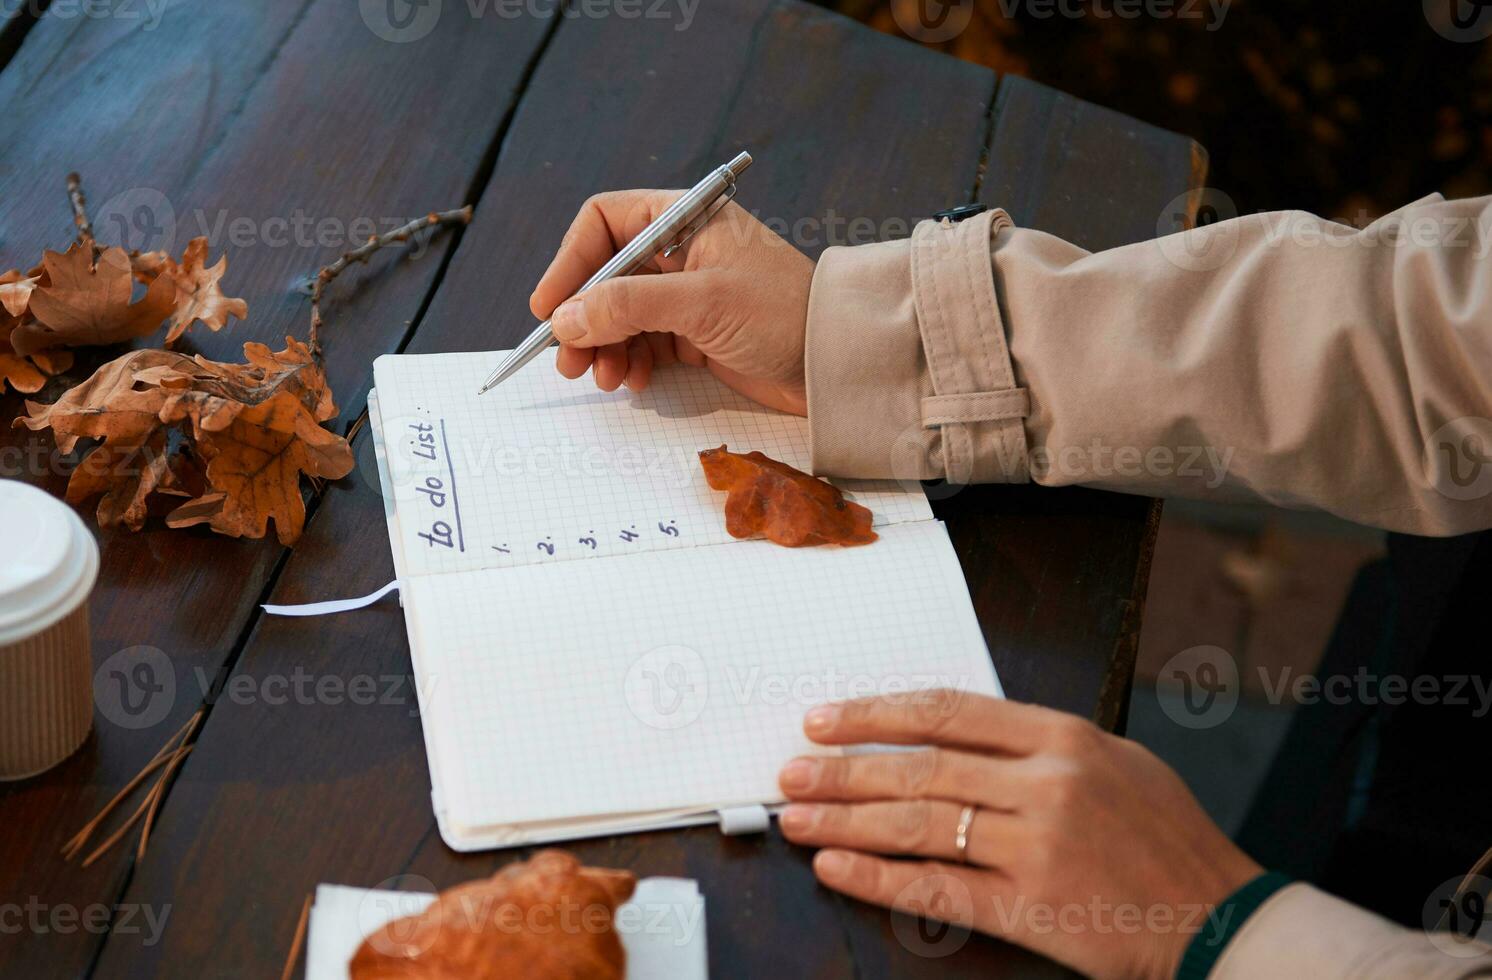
[403,520,1000,830]
[372,350,932,578]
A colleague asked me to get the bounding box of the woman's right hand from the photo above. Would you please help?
[530,189,816,416]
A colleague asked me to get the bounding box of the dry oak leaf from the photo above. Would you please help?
[0,335,73,394]
[0,268,72,394]
[15,349,185,529]
[0,268,39,318]
[133,237,247,343]
[698,444,877,547]
[151,340,351,544]
[16,338,353,545]
[10,244,175,357]
[129,250,170,283]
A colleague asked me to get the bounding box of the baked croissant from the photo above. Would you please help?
[349,850,636,980]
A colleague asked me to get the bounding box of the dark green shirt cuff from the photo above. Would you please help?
[1176,871,1293,980]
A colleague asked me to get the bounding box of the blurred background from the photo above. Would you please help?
[819,0,1492,835]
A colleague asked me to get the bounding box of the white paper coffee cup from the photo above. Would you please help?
[0,480,100,780]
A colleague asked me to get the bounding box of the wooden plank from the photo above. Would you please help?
[0,0,308,270]
[0,0,555,973]
[0,4,318,975]
[92,3,1073,977]
[962,75,1206,729]
[979,74,1208,250]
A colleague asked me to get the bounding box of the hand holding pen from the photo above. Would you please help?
[519,161,817,416]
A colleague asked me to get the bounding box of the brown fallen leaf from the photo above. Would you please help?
[0,337,72,394]
[28,348,74,376]
[0,268,72,393]
[16,349,197,528]
[129,250,170,283]
[132,237,247,343]
[0,352,48,394]
[16,337,353,545]
[153,341,350,542]
[0,268,39,318]
[11,244,175,356]
[698,444,877,547]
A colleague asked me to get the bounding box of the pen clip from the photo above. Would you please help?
[661,179,737,259]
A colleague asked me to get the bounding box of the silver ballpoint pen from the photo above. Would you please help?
[477,151,754,394]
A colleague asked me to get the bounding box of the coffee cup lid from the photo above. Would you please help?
[0,481,100,647]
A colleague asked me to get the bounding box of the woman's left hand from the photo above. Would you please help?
[777,691,1262,980]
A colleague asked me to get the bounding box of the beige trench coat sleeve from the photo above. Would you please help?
[1210,883,1492,978]
[804,195,1492,536]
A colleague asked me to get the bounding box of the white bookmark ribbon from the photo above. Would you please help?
[261,579,402,617]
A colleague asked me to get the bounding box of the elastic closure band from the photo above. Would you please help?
[717,804,770,835]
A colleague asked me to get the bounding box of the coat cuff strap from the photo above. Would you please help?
[910,208,1030,484]
[921,389,1031,426]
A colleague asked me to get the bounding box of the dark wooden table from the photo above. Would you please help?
[0,1,1203,976]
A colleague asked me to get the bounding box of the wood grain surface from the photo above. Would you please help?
[0,1,1203,976]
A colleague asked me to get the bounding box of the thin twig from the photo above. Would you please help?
[308,206,472,356]
[66,172,94,252]
[345,407,369,443]
[280,894,313,980]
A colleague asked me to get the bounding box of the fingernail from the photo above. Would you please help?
[779,804,816,834]
[804,705,840,737]
[779,758,819,792]
[814,850,851,880]
[551,300,583,341]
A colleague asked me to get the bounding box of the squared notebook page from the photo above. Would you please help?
[402,520,1000,831]
[372,349,931,578]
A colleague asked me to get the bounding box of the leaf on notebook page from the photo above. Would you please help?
[698,444,877,547]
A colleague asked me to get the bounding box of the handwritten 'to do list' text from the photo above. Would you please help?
[405,418,466,553]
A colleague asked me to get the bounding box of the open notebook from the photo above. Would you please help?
[369,348,1002,850]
